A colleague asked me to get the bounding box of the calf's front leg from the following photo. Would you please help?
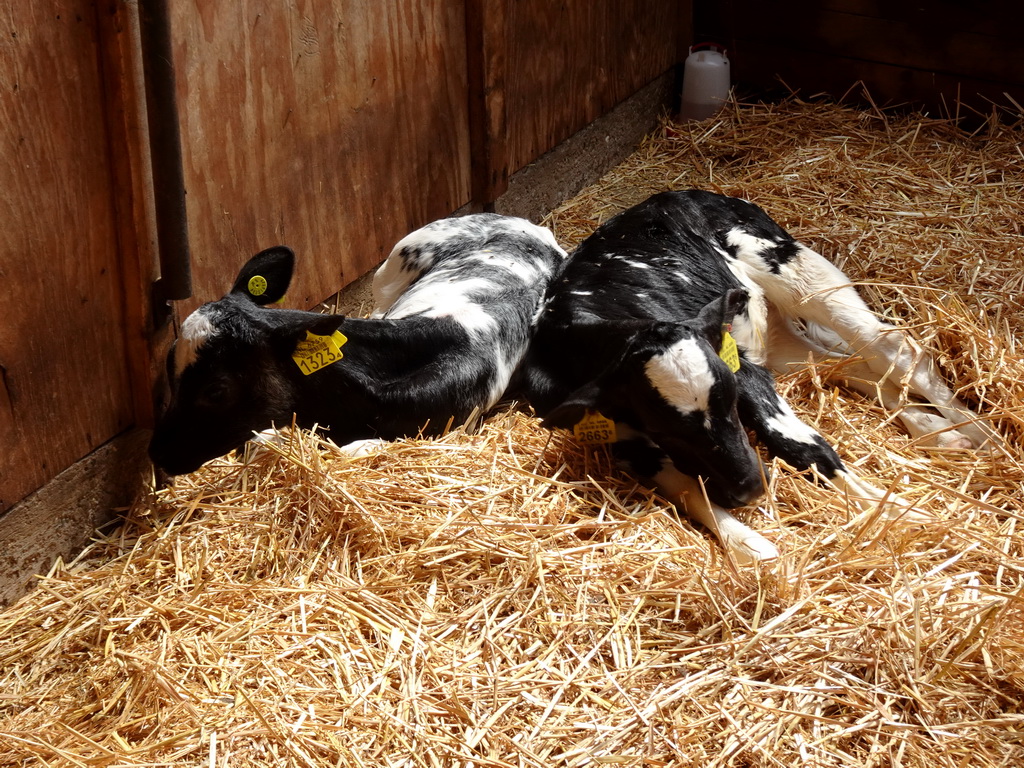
[613,427,779,565]
[735,362,928,525]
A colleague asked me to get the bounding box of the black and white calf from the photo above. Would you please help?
[517,190,992,563]
[149,214,567,475]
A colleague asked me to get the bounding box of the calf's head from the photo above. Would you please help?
[542,289,763,508]
[150,247,345,475]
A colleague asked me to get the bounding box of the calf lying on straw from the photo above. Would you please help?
[516,190,995,564]
[150,214,567,475]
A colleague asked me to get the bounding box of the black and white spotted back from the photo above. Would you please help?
[373,214,567,407]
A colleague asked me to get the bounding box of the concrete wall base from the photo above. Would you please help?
[494,73,675,223]
[0,428,150,605]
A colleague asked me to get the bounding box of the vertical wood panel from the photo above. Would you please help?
[727,0,1024,114]
[731,2,1024,86]
[505,0,680,175]
[791,0,1016,38]
[0,1,134,512]
[96,0,167,429]
[465,0,508,209]
[171,0,472,311]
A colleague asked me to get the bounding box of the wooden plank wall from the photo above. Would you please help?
[505,0,681,175]
[172,0,683,311]
[721,0,1024,115]
[0,3,135,512]
[170,0,473,312]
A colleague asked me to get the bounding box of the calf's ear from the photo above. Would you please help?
[261,309,347,348]
[540,321,669,430]
[230,246,296,305]
[541,380,603,430]
[694,288,748,348]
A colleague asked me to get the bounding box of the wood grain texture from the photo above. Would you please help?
[0,1,134,512]
[728,0,1024,111]
[96,0,168,429]
[170,0,472,311]
[465,0,509,208]
[734,42,1024,117]
[799,0,1016,38]
[505,0,680,175]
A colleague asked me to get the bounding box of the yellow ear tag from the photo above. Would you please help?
[719,327,741,373]
[248,274,268,297]
[573,411,617,445]
[292,330,347,375]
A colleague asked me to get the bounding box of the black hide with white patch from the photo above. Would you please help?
[516,190,844,509]
[151,215,566,474]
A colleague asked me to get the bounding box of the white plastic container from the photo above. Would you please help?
[680,44,731,121]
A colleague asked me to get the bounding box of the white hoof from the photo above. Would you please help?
[934,430,977,451]
[250,428,287,446]
[715,512,780,565]
[724,531,781,565]
[333,438,387,458]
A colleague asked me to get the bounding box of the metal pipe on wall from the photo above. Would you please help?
[138,0,192,305]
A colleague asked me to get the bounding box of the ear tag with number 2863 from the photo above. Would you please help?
[573,411,617,445]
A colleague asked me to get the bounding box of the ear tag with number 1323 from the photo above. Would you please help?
[292,330,348,375]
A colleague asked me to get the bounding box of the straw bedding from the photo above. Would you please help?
[3,95,1024,767]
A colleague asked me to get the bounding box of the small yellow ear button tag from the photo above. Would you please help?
[719,329,741,373]
[573,411,617,445]
[248,275,268,296]
[292,330,347,375]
